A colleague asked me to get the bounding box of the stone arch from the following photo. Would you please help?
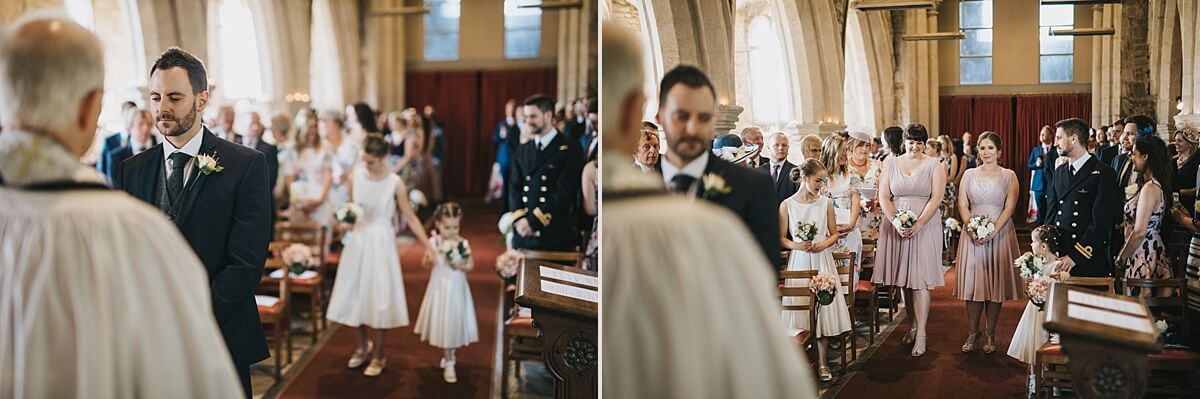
[844,9,898,133]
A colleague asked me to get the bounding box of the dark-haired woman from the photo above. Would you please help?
[872,123,947,357]
[1117,135,1175,296]
[953,132,1022,354]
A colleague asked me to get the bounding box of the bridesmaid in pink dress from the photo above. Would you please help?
[952,132,1023,354]
[872,123,947,357]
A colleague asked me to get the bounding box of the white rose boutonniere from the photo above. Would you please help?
[701,173,732,198]
[196,153,224,175]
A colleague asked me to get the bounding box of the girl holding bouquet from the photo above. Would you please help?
[872,123,947,357]
[952,132,1023,354]
[414,202,480,383]
[778,159,851,382]
[1008,226,1064,366]
[326,134,432,377]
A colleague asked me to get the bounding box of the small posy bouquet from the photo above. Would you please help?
[282,243,318,276]
[966,215,995,239]
[495,249,524,279]
[892,209,918,230]
[335,202,363,224]
[943,217,962,249]
[441,239,472,264]
[810,272,840,306]
[795,221,818,242]
[1013,252,1048,280]
[1027,275,1056,310]
[409,189,428,209]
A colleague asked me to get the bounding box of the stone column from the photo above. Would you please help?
[557,0,598,103]
[1121,0,1154,118]
[714,104,745,136]
[1091,4,1123,128]
[1175,0,1199,130]
[365,0,405,113]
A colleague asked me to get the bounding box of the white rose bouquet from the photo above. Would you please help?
[282,243,318,276]
[966,215,995,239]
[892,209,918,230]
[335,202,363,224]
[795,221,818,242]
[1013,251,1047,280]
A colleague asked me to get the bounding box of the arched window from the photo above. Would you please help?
[66,0,147,154]
[311,0,343,110]
[844,11,875,131]
[504,0,542,59]
[217,0,264,100]
[744,14,792,127]
[424,0,461,61]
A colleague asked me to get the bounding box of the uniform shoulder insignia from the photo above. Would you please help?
[1074,242,1093,259]
[1091,170,1100,175]
[559,145,568,151]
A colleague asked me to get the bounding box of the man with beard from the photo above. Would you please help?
[656,65,780,270]
[508,94,585,251]
[114,47,271,398]
[1045,118,1121,277]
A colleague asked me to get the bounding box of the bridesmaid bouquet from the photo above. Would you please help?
[966,215,995,239]
[335,202,363,224]
[1014,252,1048,280]
[1026,275,1056,310]
[441,239,472,264]
[282,243,318,276]
[892,209,918,230]
[795,221,818,242]
[495,249,524,278]
[810,272,840,306]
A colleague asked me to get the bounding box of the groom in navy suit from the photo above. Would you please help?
[655,65,780,271]
[114,48,270,398]
[1028,125,1058,224]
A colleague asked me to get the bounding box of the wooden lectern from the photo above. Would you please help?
[515,261,598,399]
[1043,283,1163,398]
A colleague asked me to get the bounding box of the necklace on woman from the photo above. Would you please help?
[850,157,868,168]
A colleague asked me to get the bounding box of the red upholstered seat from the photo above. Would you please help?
[1146,348,1200,364]
[1037,343,1063,356]
[792,330,811,346]
[325,251,340,266]
[855,280,874,293]
[506,316,534,329]
[289,275,322,286]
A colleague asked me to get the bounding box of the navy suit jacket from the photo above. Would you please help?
[1028,144,1058,192]
[96,132,123,178]
[115,129,271,368]
[104,137,159,185]
[758,160,798,205]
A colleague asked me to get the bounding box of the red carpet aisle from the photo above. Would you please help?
[834,265,1030,398]
[275,204,502,398]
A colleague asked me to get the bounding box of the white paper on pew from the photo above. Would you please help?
[541,280,599,303]
[1068,289,1146,316]
[540,266,598,288]
[1067,303,1155,334]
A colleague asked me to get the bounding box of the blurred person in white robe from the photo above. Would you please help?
[600,22,816,398]
[0,12,241,398]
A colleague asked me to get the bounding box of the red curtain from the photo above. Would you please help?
[403,67,556,198]
[938,94,1091,222]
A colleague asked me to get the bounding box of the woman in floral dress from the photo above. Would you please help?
[848,131,882,241]
[1117,135,1174,296]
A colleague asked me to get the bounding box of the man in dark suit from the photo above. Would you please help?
[634,124,661,173]
[1093,125,1119,168]
[509,95,585,251]
[95,100,139,178]
[1028,125,1058,224]
[212,105,241,143]
[562,98,588,143]
[104,108,158,184]
[1111,123,1136,187]
[1044,118,1121,278]
[655,65,780,270]
[758,131,797,204]
[115,48,270,398]
[237,112,279,191]
[740,126,769,169]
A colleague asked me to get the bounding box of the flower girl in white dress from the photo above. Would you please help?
[326,134,432,377]
[779,159,852,382]
[414,202,479,383]
[1007,226,1063,368]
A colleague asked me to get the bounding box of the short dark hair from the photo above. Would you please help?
[150,47,208,94]
[1124,114,1156,137]
[790,158,827,183]
[1112,118,1126,128]
[658,65,717,110]
[883,126,904,155]
[523,94,555,114]
[903,123,929,142]
[1055,118,1090,145]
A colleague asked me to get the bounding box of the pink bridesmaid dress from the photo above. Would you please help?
[953,168,1023,302]
[872,157,946,290]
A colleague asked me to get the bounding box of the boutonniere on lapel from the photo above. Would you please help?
[196,153,224,175]
[701,173,731,198]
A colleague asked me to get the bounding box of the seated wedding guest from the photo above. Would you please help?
[96,100,138,178]
[0,13,241,397]
[104,108,158,184]
[1117,135,1174,296]
[634,124,661,172]
[601,22,815,398]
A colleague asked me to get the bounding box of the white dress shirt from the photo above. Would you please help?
[0,129,242,399]
[534,128,559,150]
[660,152,710,187]
[161,131,204,186]
[1070,153,1092,176]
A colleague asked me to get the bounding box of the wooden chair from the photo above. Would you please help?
[828,253,856,373]
[1123,277,1199,396]
[267,222,327,344]
[854,240,880,344]
[779,269,818,352]
[500,250,582,398]
[257,256,292,380]
[1035,277,1116,397]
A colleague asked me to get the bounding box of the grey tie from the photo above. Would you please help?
[167,152,191,202]
[772,164,781,183]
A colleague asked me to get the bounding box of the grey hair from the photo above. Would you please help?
[600,22,644,144]
[0,11,104,133]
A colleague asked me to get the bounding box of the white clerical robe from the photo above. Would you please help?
[601,156,816,398]
[0,130,242,398]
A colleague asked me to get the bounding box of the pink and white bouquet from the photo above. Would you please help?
[282,243,318,276]
[1027,275,1056,310]
[1013,252,1049,280]
[795,221,818,242]
[335,202,363,224]
[966,215,995,239]
[892,209,918,230]
[810,272,840,306]
[495,249,525,278]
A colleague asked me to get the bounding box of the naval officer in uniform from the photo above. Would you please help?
[509,94,586,251]
[1044,118,1122,277]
